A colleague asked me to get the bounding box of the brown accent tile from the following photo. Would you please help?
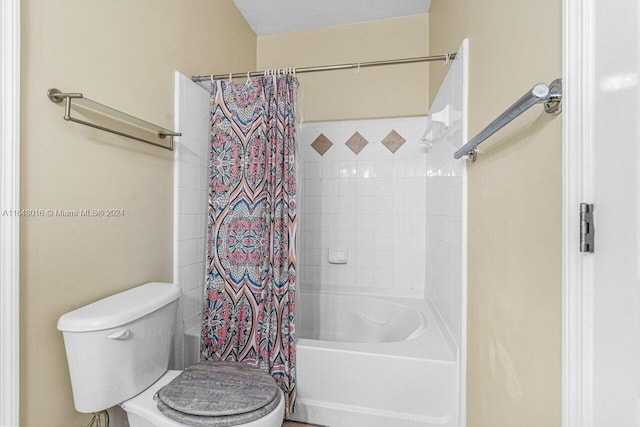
[381,129,406,153]
[345,131,369,154]
[310,133,333,156]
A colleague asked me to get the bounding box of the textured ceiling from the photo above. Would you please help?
[232,0,431,36]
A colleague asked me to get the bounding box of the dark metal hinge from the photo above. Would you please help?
[580,203,594,253]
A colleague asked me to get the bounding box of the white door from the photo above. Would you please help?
[564,0,640,425]
[592,0,640,423]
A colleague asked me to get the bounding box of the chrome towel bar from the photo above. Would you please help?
[454,78,562,161]
[47,88,180,151]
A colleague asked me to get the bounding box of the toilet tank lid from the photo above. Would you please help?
[57,282,181,332]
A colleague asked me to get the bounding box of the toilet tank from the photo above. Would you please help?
[57,282,182,413]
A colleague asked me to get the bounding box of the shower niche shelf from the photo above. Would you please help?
[47,88,180,151]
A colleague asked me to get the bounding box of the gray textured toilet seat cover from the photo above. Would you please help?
[155,361,281,427]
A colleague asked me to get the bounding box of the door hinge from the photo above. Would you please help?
[580,203,594,253]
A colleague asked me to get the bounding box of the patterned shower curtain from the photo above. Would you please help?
[201,75,298,415]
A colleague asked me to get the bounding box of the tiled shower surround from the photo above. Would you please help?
[424,41,467,348]
[173,73,210,369]
[298,41,467,348]
[298,117,429,298]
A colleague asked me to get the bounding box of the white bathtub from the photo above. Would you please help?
[297,293,427,343]
[290,292,458,427]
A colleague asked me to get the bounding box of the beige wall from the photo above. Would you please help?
[19,1,256,425]
[430,1,562,426]
[257,15,430,122]
[18,1,561,424]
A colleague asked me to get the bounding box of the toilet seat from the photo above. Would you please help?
[122,369,285,427]
[155,362,282,426]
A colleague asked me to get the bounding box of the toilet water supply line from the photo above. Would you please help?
[86,410,109,427]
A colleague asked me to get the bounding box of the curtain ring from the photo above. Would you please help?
[229,72,233,82]
[444,53,451,66]
[355,61,360,74]
[210,74,214,84]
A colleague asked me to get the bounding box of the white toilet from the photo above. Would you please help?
[57,282,285,427]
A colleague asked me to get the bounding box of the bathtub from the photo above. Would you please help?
[290,292,458,427]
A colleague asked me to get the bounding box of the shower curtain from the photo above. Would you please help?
[201,75,297,415]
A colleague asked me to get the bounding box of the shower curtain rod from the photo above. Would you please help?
[191,53,457,82]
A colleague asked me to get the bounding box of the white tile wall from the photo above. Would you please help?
[299,117,429,298]
[424,41,468,348]
[172,73,210,369]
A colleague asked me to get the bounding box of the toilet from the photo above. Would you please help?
[57,282,285,427]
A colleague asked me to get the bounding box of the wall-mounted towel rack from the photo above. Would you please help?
[454,78,562,161]
[47,88,180,151]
